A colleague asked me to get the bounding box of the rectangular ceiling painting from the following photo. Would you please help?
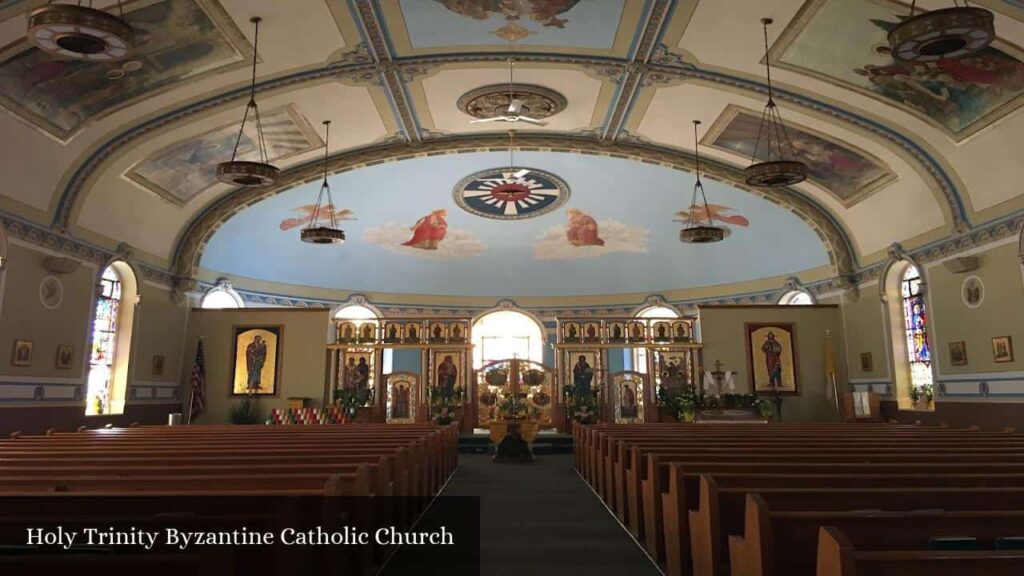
[0,0,247,140]
[775,0,1024,140]
[397,0,625,50]
[703,105,895,207]
[127,105,321,206]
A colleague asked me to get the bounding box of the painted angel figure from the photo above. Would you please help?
[565,208,605,247]
[403,209,448,250]
[675,203,749,227]
[279,204,353,230]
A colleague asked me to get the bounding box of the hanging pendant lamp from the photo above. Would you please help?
[680,120,726,244]
[301,121,345,245]
[744,18,807,188]
[889,1,994,63]
[27,1,133,61]
[216,17,280,187]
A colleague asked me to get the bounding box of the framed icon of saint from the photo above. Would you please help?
[231,326,282,396]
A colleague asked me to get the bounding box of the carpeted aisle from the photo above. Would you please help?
[439,453,662,576]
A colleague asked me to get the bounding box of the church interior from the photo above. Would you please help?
[1,0,1024,574]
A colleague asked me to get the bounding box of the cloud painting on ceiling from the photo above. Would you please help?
[200,152,829,297]
[776,0,1024,140]
[703,105,895,207]
[399,0,623,48]
[0,0,247,140]
[128,106,321,205]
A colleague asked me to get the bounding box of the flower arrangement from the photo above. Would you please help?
[334,387,371,418]
[564,385,600,424]
[909,382,934,407]
[497,393,539,420]
[672,385,775,422]
[428,384,463,425]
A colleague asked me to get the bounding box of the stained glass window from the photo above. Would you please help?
[86,266,121,415]
[901,265,932,391]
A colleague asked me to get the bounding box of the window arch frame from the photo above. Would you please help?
[470,307,547,369]
[200,280,244,309]
[777,289,815,305]
[631,305,681,374]
[86,259,140,416]
[880,255,935,411]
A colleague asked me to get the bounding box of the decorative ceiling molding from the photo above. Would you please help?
[350,0,420,143]
[601,0,673,140]
[52,49,969,237]
[171,132,858,286]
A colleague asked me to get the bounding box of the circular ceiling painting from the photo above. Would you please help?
[453,167,569,220]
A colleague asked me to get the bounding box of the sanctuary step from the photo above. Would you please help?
[458,431,574,455]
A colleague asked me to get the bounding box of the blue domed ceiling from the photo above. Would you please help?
[200,152,830,297]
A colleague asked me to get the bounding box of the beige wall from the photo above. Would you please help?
[0,242,95,378]
[837,286,889,382]
[0,242,187,435]
[698,305,846,422]
[183,308,332,424]
[927,242,1023,375]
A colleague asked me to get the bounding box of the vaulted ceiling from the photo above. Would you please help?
[1,0,1022,297]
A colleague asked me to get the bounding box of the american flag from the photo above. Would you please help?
[189,339,206,422]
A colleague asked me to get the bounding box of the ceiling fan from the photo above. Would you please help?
[469,59,548,127]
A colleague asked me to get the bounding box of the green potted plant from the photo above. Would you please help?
[676,397,696,423]
[229,396,265,424]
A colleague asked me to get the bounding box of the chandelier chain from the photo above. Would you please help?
[308,121,336,231]
[686,120,714,230]
[230,17,268,164]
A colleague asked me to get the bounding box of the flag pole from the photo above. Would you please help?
[186,336,203,426]
[824,329,841,417]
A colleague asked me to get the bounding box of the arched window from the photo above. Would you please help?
[200,282,243,309]
[334,304,390,373]
[884,261,933,409]
[633,306,680,374]
[900,265,932,392]
[86,262,138,416]
[471,310,544,368]
[778,290,814,305]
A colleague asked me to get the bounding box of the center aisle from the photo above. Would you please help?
[439,453,662,576]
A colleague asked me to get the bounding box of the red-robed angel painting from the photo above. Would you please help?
[565,208,604,247]
[403,209,448,250]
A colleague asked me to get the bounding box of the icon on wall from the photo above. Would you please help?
[12,340,33,367]
[231,326,282,396]
[992,336,1014,364]
[55,345,74,370]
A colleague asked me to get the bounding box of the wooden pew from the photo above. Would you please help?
[729,494,1024,576]
[816,526,1024,576]
[690,477,1024,576]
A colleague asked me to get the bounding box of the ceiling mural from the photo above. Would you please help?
[200,151,829,297]
[127,105,321,205]
[775,0,1024,141]
[396,0,625,48]
[453,166,570,220]
[703,105,896,208]
[0,0,247,140]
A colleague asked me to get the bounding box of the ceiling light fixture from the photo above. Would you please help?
[680,120,726,244]
[888,1,994,62]
[300,120,345,245]
[468,58,549,126]
[216,16,279,187]
[745,18,807,188]
[27,1,133,61]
